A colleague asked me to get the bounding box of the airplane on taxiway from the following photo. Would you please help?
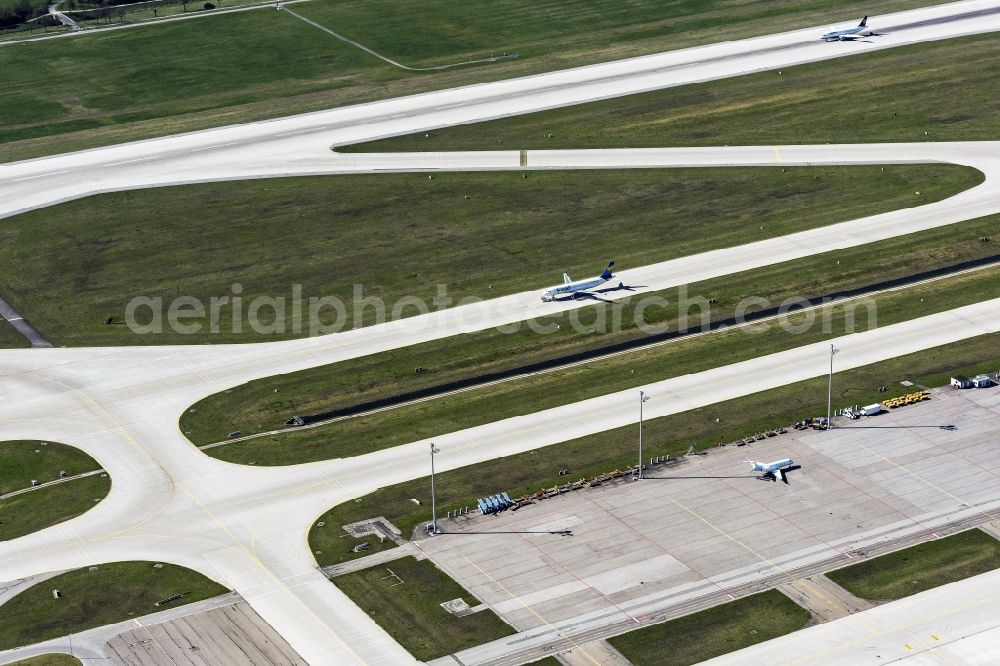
[541,261,617,301]
[822,16,877,41]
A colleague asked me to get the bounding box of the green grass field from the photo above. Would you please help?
[0,0,939,160]
[349,33,1000,152]
[314,529,398,564]
[1,165,973,347]
[330,556,514,661]
[0,440,102,494]
[8,655,82,666]
[607,590,808,665]
[0,475,111,542]
[827,529,1000,601]
[0,440,109,542]
[0,318,29,348]
[309,332,1000,556]
[0,561,228,650]
[196,254,1000,465]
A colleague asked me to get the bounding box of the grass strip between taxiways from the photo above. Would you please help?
[607,589,808,666]
[331,556,515,661]
[827,528,1000,601]
[0,318,29,348]
[1,165,974,347]
[0,441,110,542]
[7,654,82,666]
[0,561,228,650]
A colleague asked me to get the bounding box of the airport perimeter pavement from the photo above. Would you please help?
[1,0,999,219]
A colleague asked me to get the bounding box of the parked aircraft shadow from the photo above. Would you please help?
[438,529,574,537]
[641,475,752,480]
[564,283,647,303]
[755,465,802,485]
[845,425,956,430]
[596,282,646,294]
[573,292,615,303]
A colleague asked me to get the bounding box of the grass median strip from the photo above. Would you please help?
[197,257,1000,465]
[0,561,229,650]
[0,318,29,348]
[2,165,973,347]
[309,332,1000,564]
[826,529,1000,601]
[8,655,82,666]
[0,0,937,160]
[183,211,999,447]
[0,475,111,542]
[0,441,109,542]
[346,32,1000,152]
[607,589,808,666]
[330,556,513,661]
[0,441,103,492]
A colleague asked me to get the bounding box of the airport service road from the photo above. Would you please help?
[702,567,1000,666]
[0,297,999,665]
[1,0,999,218]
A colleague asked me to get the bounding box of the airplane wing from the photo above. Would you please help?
[777,469,788,484]
[563,273,572,284]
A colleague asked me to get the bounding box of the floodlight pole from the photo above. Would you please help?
[638,391,651,478]
[827,345,839,431]
[430,443,440,534]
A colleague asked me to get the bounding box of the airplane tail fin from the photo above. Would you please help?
[600,261,615,280]
[563,273,572,285]
[744,460,757,470]
[859,15,867,27]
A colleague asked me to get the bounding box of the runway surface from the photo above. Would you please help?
[1,2,1000,664]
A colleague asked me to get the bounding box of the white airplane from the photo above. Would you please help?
[822,16,876,41]
[541,261,617,302]
[746,458,796,483]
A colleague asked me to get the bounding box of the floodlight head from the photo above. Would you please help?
[431,443,440,454]
[640,391,651,402]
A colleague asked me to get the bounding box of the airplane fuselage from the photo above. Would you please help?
[754,458,794,475]
[823,28,862,40]
[541,276,611,301]
[822,16,871,41]
[541,261,615,301]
